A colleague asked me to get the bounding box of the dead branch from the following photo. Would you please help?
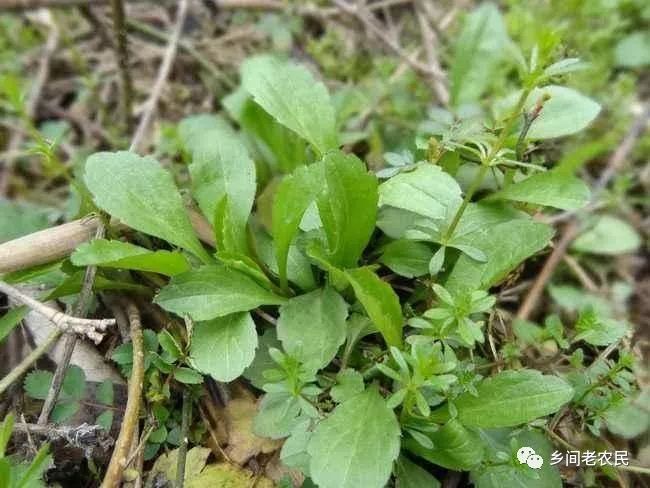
[14,422,114,457]
[0,216,101,274]
[130,0,189,153]
[101,302,144,488]
[415,0,449,105]
[0,280,114,343]
[111,0,133,131]
[37,224,106,425]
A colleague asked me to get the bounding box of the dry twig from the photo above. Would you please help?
[111,0,133,131]
[0,280,114,343]
[101,302,144,488]
[130,0,189,153]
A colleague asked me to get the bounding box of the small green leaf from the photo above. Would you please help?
[615,31,650,67]
[330,369,365,403]
[96,380,114,405]
[450,3,509,106]
[190,313,258,382]
[379,164,462,221]
[277,287,348,372]
[15,442,51,488]
[604,390,650,439]
[488,170,590,210]
[405,419,484,470]
[174,367,204,384]
[241,55,338,155]
[71,239,191,276]
[61,365,86,400]
[51,402,80,423]
[84,151,211,263]
[0,306,28,344]
[280,422,312,475]
[0,413,15,457]
[243,328,282,390]
[395,456,441,488]
[379,240,433,278]
[0,199,54,243]
[572,215,641,255]
[345,267,404,348]
[308,387,400,488]
[24,370,53,400]
[253,392,302,439]
[432,370,573,428]
[155,265,286,321]
[96,411,114,431]
[573,309,628,346]
[158,330,184,360]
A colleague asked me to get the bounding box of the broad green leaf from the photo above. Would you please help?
[471,430,562,488]
[432,370,573,428]
[224,87,308,173]
[488,170,590,210]
[503,86,601,139]
[255,229,316,291]
[155,265,286,321]
[62,365,86,400]
[254,392,302,439]
[316,151,378,268]
[178,114,229,151]
[379,164,462,221]
[308,387,400,488]
[379,240,433,278]
[174,367,204,384]
[395,456,441,488]
[330,369,365,403]
[605,390,650,439]
[96,380,114,405]
[277,287,348,372]
[190,313,257,382]
[345,267,403,348]
[450,3,508,106]
[272,163,323,288]
[184,122,256,254]
[71,239,190,276]
[280,422,312,475]
[572,215,641,255]
[445,219,553,293]
[405,419,484,470]
[615,31,650,67]
[243,328,282,390]
[84,151,211,263]
[0,199,55,243]
[24,370,54,400]
[241,55,338,155]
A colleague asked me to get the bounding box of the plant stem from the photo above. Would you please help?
[442,87,533,243]
[176,389,191,488]
[0,330,62,396]
[110,0,133,131]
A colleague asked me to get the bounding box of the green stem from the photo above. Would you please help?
[176,389,191,488]
[442,87,533,243]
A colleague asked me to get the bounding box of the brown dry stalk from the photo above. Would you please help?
[0,280,114,343]
[101,302,144,488]
[111,0,133,131]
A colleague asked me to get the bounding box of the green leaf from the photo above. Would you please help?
[450,3,509,106]
[15,443,51,488]
[96,411,114,431]
[51,402,80,423]
[272,163,323,288]
[573,309,628,346]
[277,287,348,372]
[0,413,15,457]
[155,265,285,321]
[24,370,53,400]
[241,55,338,155]
[0,199,54,243]
[433,370,573,428]
[445,218,553,293]
[62,365,86,400]
[243,328,282,390]
[405,419,483,471]
[224,88,308,173]
[184,122,256,254]
[96,380,114,405]
[315,151,378,269]
[158,330,184,361]
[344,267,404,348]
[253,392,302,439]
[71,239,191,276]
[0,306,28,344]
[572,215,641,255]
[174,367,204,384]
[615,31,650,67]
[395,456,441,488]
[378,164,462,221]
[604,390,650,439]
[280,422,312,475]
[488,170,590,210]
[189,313,258,382]
[503,86,601,139]
[254,229,316,291]
[379,240,433,278]
[308,387,400,488]
[472,430,562,488]
[330,369,365,404]
[84,151,211,263]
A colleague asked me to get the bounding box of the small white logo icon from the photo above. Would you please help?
[517,446,544,469]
